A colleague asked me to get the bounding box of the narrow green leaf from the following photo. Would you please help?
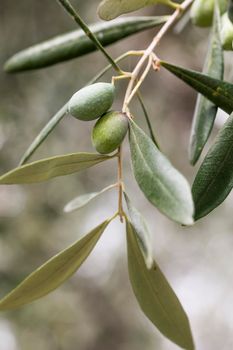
[0,153,115,184]
[192,113,233,220]
[0,219,110,310]
[4,17,169,73]
[126,219,195,350]
[124,192,153,269]
[189,1,224,165]
[136,91,160,149]
[19,103,68,166]
[129,119,194,225]
[98,0,177,20]
[160,61,233,114]
[64,183,116,213]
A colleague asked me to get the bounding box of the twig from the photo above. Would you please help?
[126,54,153,106]
[122,0,194,112]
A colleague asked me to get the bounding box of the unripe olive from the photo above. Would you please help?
[221,12,233,50]
[92,111,128,154]
[68,82,115,121]
[190,0,228,27]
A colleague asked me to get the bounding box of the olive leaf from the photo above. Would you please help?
[4,16,169,73]
[136,91,160,149]
[192,113,233,220]
[98,0,177,21]
[0,153,115,184]
[126,219,195,350]
[129,119,194,225]
[160,61,233,114]
[189,1,224,165]
[124,192,153,269]
[64,183,116,213]
[19,103,68,166]
[0,219,110,310]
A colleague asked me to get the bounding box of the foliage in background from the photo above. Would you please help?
[1,0,233,349]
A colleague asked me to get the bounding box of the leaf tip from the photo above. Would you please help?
[182,215,194,227]
[97,1,112,21]
[63,204,70,213]
[3,57,19,74]
[145,256,154,270]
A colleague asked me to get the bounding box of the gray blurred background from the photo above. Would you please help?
[0,1,233,349]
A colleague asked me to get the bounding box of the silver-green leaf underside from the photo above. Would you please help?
[189,1,224,165]
[129,119,194,225]
[126,219,195,350]
[192,113,233,220]
[98,0,176,20]
[124,192,153,269]
[64,183,116,213]
[0,153,115,184]
[0,219,110,310]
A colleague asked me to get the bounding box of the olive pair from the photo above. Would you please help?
[68,82,128,154]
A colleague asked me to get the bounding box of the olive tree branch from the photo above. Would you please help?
[57,0,123,74]
[126,54,153,107]
[122,0,194,112]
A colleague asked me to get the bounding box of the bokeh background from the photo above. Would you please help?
[1,1,233,349]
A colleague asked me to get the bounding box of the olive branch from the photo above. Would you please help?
[2,1,233,349]
[57,0,194,222]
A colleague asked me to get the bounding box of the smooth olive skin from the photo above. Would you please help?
[221,12,233,50]
[92,111,128,154]
[190,0,228,27]
[68,83,115,121]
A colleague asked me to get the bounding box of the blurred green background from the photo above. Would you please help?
[1,1,233,349]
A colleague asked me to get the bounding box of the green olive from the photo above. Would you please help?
[68,82,115,121]
[92,111,128,154]
[190,0,228,27]
[221,12,233,50]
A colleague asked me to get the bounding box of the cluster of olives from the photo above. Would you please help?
[191,0,233,50]
[68,82,128,154]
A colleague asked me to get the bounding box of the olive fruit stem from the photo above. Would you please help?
[122,0,193,112]
[117,146,124,223]
[90,51,144,86]
[111,73,132,85]
[57,0,122,74]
